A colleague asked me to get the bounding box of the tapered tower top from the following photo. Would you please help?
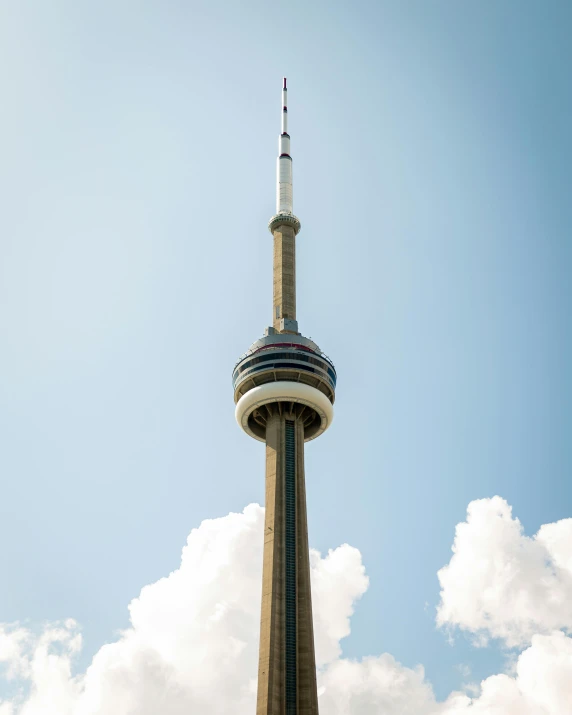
[269,77,300,235]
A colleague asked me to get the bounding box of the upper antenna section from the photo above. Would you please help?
[277,78,292,214]
[269,78,300,235]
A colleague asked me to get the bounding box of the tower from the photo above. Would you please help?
[233,79,336,715]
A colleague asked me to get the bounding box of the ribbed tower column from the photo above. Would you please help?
[273,224,297,332]
[257,410,319,715]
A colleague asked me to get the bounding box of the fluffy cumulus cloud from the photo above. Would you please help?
[0,505,369,715]
[436,496,572,647]
[0,498,571,714]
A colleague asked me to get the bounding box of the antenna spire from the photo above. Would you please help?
[268,78,300,236]
[277,77,292,214]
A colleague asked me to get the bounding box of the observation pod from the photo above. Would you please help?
[233,334,336,442]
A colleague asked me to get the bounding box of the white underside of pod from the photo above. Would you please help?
[235,381,334,442]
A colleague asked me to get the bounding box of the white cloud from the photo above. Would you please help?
[311,544,369,667]
[0,504,368,715]
[318,633,572,715]
[436,496,572,647]
[0,499,571,714]
[440,632,572,715]
[318,655,439,714]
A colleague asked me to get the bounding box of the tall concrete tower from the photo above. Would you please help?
[233,79,336,715]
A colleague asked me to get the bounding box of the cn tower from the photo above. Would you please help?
[233,79,336,714]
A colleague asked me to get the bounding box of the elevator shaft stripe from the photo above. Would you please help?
[285,420,297,714]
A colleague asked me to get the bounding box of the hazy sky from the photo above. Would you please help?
[0,1,571,711]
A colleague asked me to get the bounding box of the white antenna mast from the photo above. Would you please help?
[277,77,293,214]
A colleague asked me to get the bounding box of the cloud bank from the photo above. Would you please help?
[0,498,571,714]
[437,496,572,648]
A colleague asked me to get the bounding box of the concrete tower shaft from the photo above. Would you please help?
[257,413,319,715]
[273,223,297,333]
[233,79,335,715]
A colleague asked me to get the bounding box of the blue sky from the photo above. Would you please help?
[0,0,571,708]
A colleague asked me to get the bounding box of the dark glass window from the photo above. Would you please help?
[235,351,335,378]
[233,351,337,390]
[233,362,336,391]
